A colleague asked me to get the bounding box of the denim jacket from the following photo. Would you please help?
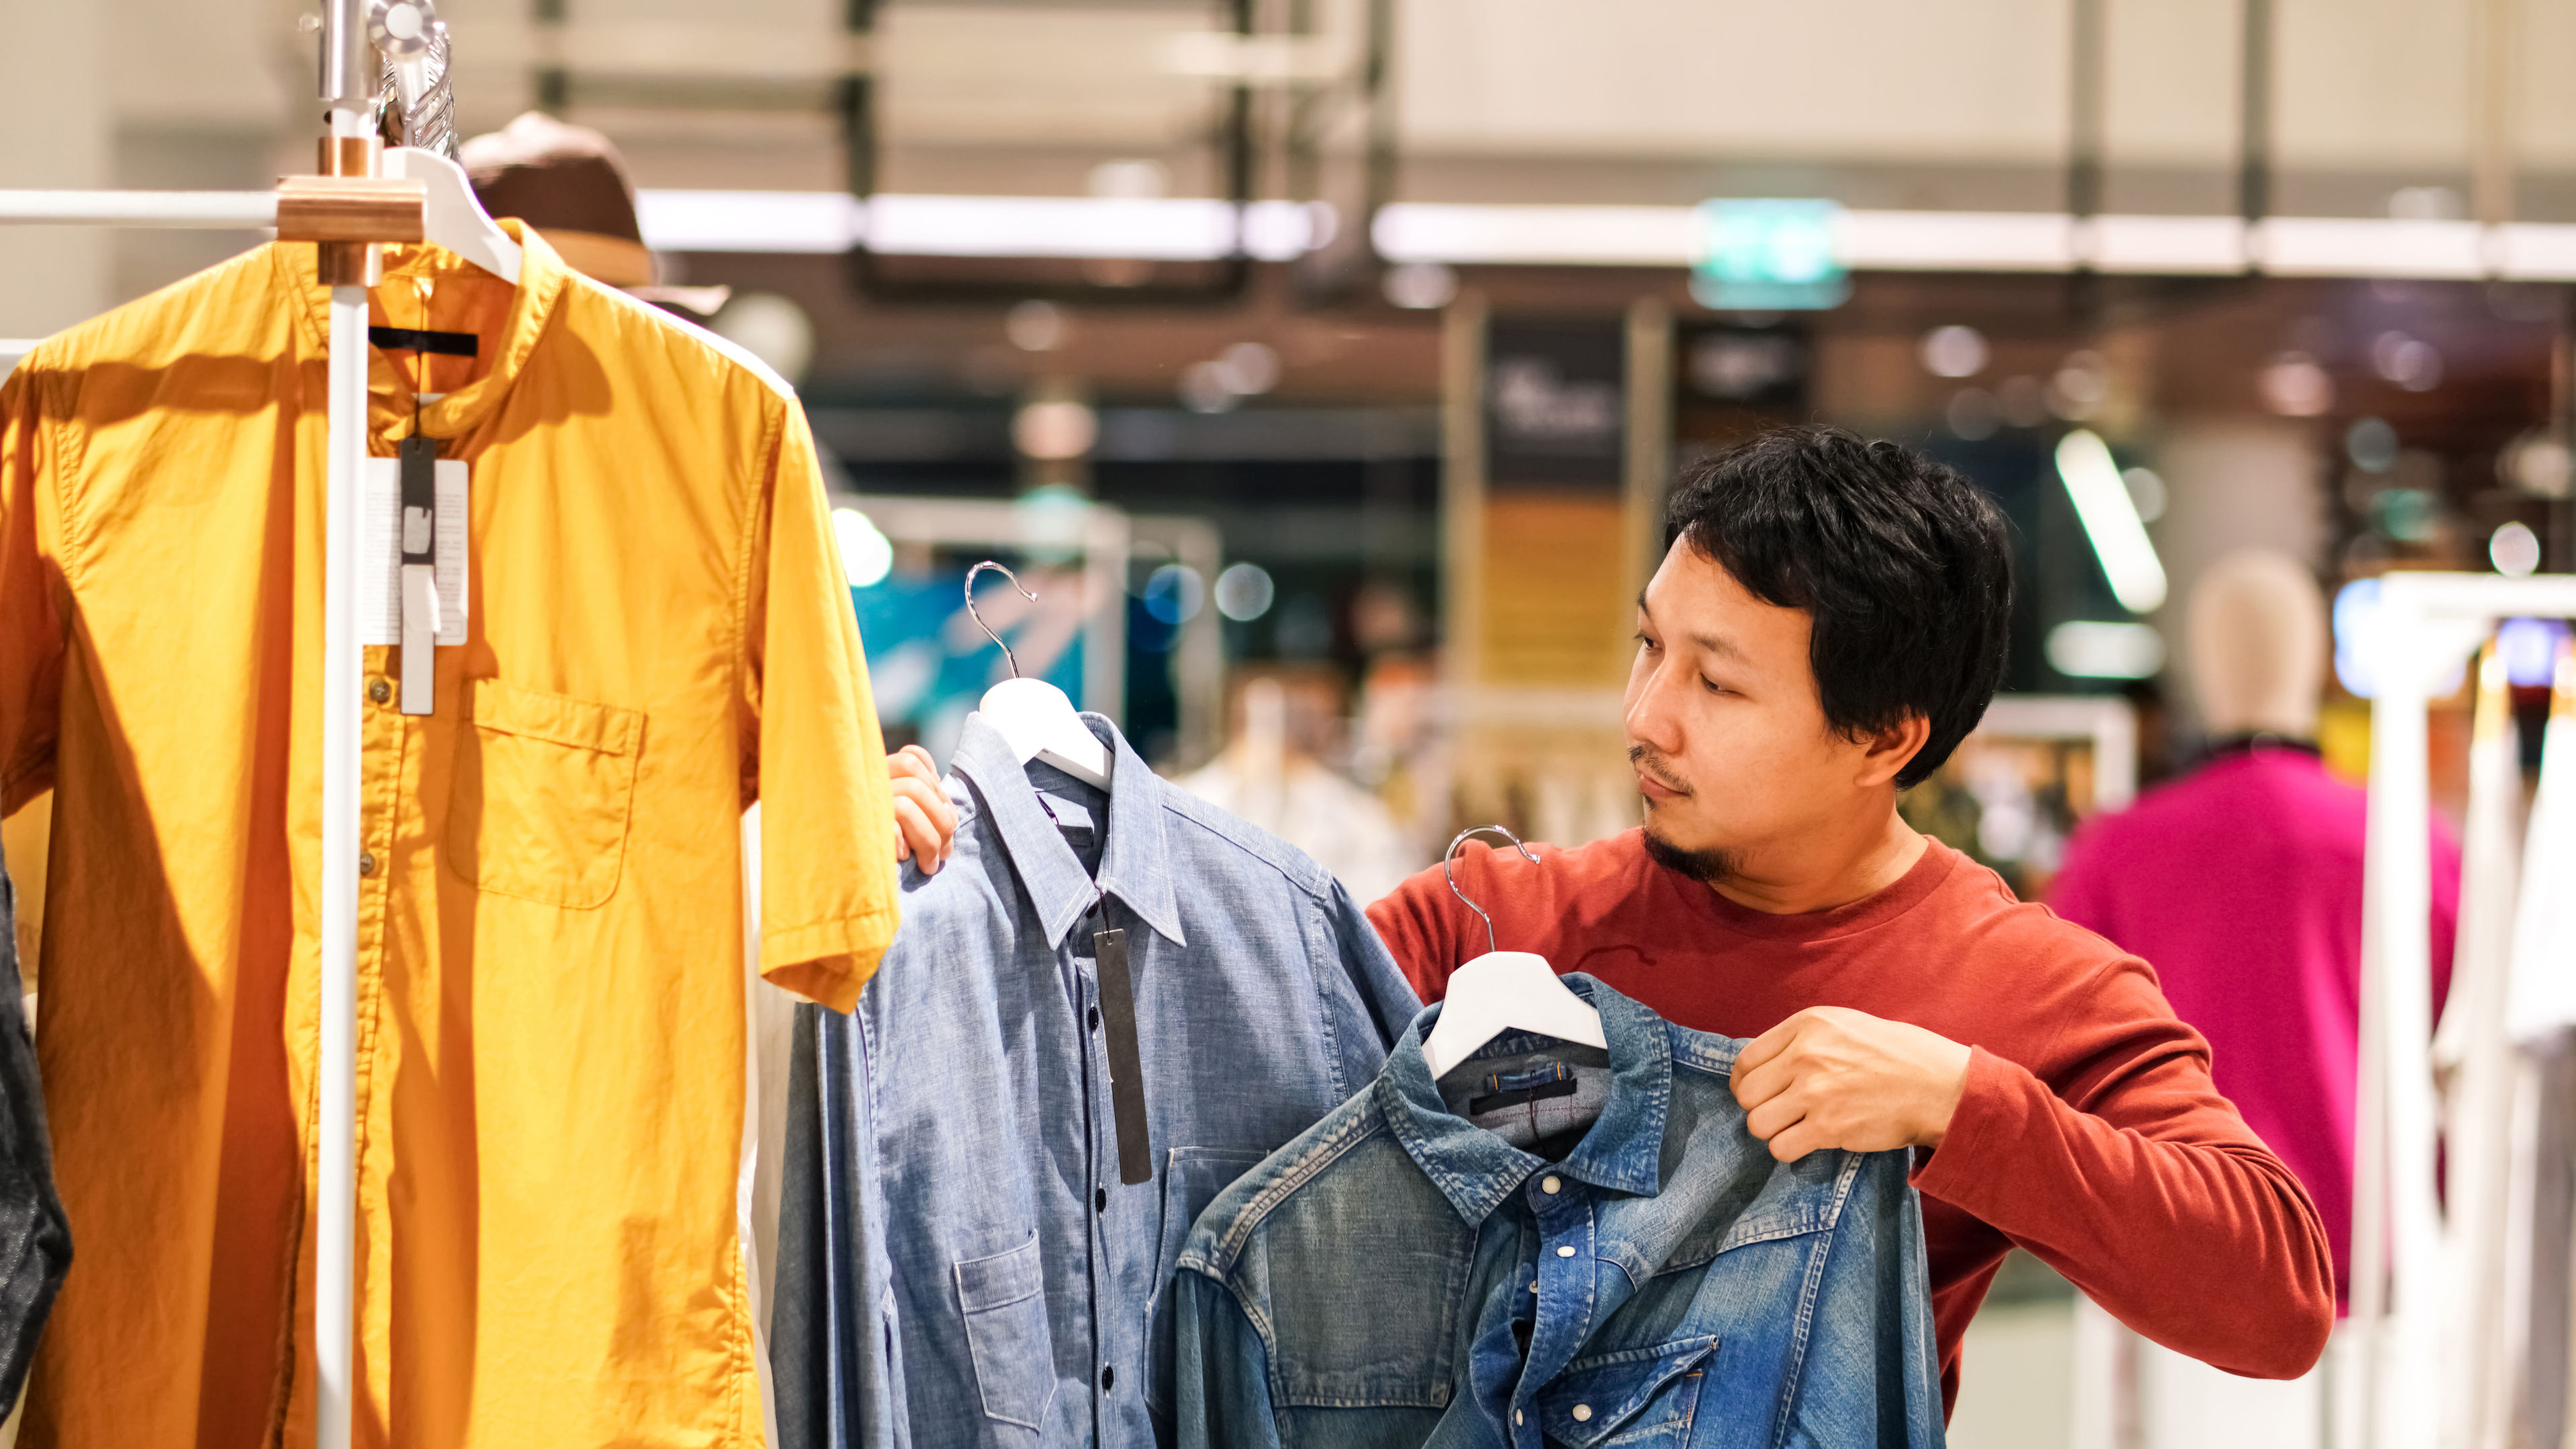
[771,714,1421,1449]
[0,849,69,1414]
[1171,976,1944,1449]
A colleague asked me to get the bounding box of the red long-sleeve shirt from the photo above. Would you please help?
[1366,831,2334,1413]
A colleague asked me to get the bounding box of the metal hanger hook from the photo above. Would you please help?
[964,559,1037,681]
[1445,825,1539,958]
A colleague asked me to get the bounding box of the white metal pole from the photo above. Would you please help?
[0,191,278,227]
[316,5,371,1446]
[2365,593,2439,1449]
[317,276,365,1449]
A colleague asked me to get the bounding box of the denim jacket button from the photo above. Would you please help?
[1540,1175,1561,1195]
[1572,1405,1594,1422]
[1556,1245,1576,1257]
[1514,1410,1523,1426]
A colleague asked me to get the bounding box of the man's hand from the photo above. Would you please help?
[888,744,957,875]
[1730,1006,1972,1163]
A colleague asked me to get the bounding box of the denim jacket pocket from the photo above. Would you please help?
[1539,1336,1720,1449]
[955,1233,1058,1434]
[1144,1147,1269,1413]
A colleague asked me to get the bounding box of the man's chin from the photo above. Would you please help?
[1639,818,1743,887]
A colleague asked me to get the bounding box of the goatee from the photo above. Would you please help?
[1640,818,1744,886]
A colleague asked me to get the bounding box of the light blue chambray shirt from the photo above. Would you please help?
[1171,975,1946,1449]
[771,713,1422,1449]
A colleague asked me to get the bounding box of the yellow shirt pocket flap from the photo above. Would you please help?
[446,681,645,910]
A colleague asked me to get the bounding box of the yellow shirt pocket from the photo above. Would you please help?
[445,680,644,909]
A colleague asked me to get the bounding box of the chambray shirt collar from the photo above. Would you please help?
[1379,974,1672,1225]
[949,712,1187,951]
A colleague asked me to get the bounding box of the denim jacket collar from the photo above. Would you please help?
[1378,974,1672,1225]
[950,712,1188,951]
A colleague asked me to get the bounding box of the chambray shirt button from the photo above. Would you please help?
[1573,1405,1594,1422]
[1101,1366,1116,1391]
[1540,1175,1562,1195]
[1556,1245,1576,1257]
[1094,1187,1108,1213]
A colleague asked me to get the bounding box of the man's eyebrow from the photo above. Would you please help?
[1638,589,1746,660]
[1689,631,1747,661]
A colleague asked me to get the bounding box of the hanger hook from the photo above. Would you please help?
[1445,825,1539,959]
[964,560,1036,681]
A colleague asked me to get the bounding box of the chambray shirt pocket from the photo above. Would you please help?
[954,1232,1059,1438]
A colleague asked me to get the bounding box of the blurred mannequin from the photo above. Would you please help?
[2050,551,2459,1448]
[2053,549,2459,1305]
[2187,549,2326,741]
[1181,673,1414,905]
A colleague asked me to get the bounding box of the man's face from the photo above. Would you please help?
[1622,539,1887,883]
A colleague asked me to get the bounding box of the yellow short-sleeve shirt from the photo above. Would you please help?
[0,223,900,1447]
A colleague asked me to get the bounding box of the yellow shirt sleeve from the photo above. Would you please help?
[743,397,902,1011]
[0,366,65,816]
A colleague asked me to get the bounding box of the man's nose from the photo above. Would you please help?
[1624,655,1686,756]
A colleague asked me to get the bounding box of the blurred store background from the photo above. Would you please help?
[5,1,2574,1443]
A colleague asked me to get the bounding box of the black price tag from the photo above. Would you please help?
[396,434,438,714]
[1093,926,1153,1185]
[398,435,436,566]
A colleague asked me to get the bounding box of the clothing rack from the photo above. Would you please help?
[2353,571,2576,1449]
[0,3,424,1444]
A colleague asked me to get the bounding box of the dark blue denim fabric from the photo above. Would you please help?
[1172,976,1945,1449]
[771,714,1421,1449]
[0,848,69,1414]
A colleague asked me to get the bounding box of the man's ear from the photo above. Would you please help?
[1855,714,1933,790]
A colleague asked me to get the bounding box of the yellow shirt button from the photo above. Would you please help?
[358,851,378,877]
[368,679,391,704]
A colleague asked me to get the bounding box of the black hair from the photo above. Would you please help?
[1662,425,2013,790]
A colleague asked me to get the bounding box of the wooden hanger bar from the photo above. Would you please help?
[275,176,427,245]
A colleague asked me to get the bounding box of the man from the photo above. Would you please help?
[1368,427,2333,1413]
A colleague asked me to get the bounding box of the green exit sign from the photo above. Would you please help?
[1693,200,1849,311]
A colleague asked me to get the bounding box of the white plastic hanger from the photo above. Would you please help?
[965,561,1112,789]
[382,146,521,283]
[1419,825,1607,1079]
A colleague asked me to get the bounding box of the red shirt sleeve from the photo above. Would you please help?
[1911,953,2337,1378]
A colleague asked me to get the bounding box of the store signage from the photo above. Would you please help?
[1691,199,1849,311]
[1484,317,1626,495]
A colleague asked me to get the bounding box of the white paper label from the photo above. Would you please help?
[360,456,468,647]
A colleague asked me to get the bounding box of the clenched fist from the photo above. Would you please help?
[1730,1006,1972,1163]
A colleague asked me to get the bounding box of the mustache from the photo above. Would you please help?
[1626,744,1693,797]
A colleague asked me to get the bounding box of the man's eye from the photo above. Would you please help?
[1635,632,1658,649]
[1701,677,1728,695]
